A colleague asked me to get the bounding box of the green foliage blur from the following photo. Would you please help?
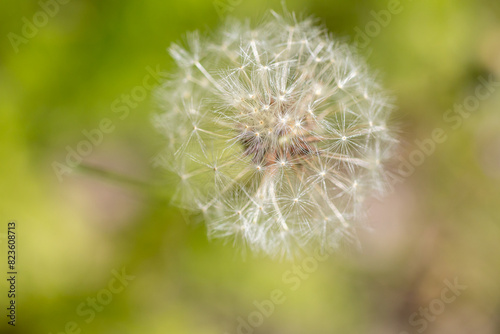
[1,0,500,333]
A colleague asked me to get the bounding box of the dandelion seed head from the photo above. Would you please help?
[154,11,397,259]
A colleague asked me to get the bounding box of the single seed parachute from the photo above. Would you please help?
[153,11,397,259]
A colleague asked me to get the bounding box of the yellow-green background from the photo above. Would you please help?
[1,0,500,333]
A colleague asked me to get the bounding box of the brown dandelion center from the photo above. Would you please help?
[236,103,321,166]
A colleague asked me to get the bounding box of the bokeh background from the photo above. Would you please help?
[1,0,500,333]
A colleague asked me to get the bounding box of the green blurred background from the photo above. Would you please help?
[1,0,500,333]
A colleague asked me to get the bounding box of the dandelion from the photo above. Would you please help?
[153,11,397,259]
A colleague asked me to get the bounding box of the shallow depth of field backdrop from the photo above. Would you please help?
[1,0,500,333]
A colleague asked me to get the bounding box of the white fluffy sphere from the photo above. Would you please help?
[154,11,397,259]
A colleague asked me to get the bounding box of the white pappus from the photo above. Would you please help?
[153,11,398,259]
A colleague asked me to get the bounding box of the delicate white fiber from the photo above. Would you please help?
[154,11,397,259]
